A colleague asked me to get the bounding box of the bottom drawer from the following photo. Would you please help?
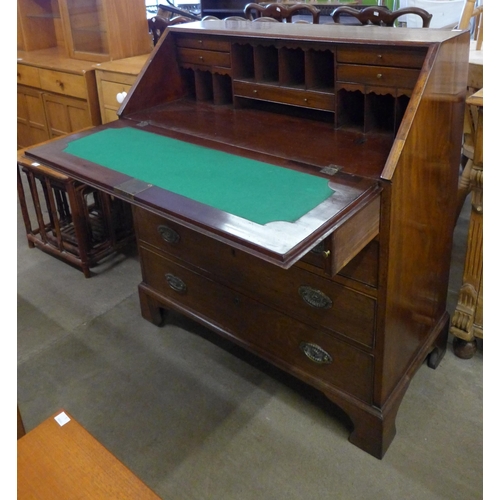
[140,246,374,402]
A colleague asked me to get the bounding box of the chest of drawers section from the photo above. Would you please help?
[134,206,377,404]
[17,56,100,148]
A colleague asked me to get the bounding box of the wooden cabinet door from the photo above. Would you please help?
[17,85,50,149]
[42,93,92,139]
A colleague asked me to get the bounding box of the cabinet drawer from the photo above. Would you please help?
[176,36,231,52]
[337,47,426,69]
[336,64,420,89]
[134,208,376,347]
[101,80,132,111]
[233,81,336,112]
[39,69,87,99]
[103,108,119,123]
[140,247,373,402]
[17,64,41,88]
[177,47,231,68]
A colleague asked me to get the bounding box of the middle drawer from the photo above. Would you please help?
[134,208,376,348]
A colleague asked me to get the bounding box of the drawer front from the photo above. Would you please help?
[177,47,231,68]
[101,80,132,111]
[39,69,87,99]
[140,247,373,402]
[337,64,420,89]
[336,47,426,69]
[233,81,336,112]
[176,36,231,52]
[17,64,41,88]
[103,107,119,123]
[134,208,376,347]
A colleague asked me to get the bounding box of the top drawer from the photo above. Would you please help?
[39,69,87,99]
[176,36,231,52]
[337,47,426,69]
[17,64,41,88]
[177,47,231,68]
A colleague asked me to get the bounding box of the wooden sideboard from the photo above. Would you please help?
[24,22,469,459]
[17,48,101,150]
[17,0,151,148]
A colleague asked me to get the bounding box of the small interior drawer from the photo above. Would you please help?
[233,81,336,111]
[336,47,426,69]
[39,69,87,99]
[175,36,231,52]
[177,47,231,68]
[17,64,41,88]
[336,64,420,89]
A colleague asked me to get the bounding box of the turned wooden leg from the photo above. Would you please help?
[452,336,477,359]
[138,284,164,326]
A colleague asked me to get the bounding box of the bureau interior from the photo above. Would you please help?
[121,26,428,179]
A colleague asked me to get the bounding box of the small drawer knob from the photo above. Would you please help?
[116,91,127,104]
[377,73,382,79]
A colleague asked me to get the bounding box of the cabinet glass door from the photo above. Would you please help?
[65,0,108,58]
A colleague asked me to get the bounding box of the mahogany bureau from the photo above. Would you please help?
[24,21,470,458]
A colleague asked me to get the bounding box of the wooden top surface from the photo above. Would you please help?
[17,410,161,499]
[170,20,466,45]
[17,47,97,73]
[93,54,151,76]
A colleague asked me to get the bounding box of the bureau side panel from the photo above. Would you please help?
[376,33,469,404]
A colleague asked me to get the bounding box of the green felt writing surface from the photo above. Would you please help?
[64,127,333,225]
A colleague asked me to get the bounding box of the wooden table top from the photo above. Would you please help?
[93,53,151,77]
[18,410,161,499]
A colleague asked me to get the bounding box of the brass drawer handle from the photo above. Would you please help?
[298,286,332,309]
[300,342,332,365]
[157,224,180,244]
[165,273,187,293]
[311,241,330,259]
